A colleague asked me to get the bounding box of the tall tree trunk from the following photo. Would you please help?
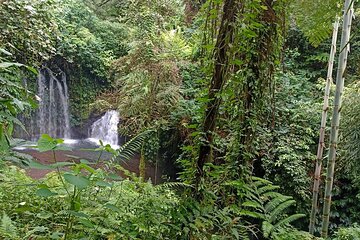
[309,18,339,235]
[321,0,354,237]
[196,0,240,183]
[239,0,278,169]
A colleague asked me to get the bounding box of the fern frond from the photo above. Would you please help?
[290,0,341,46]
[251,176,273,185]
[257,185,280,195]
[273,214,306,231]
[265,196,292,213]
[224,180,259,200]
[261,191,282,199]
[269,199,296,223]
[110,130,150,163]
[262,220,273,238]
[0,213,18,239]
[154,182,193,191]
[242,201,264,211]
[238,209,265,220]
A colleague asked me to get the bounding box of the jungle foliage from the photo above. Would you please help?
[1,0,360,239]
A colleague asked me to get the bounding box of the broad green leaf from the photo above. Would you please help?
[95,180,113,188]
[50,232,64,240]
[78,218,94,228]
[25,66,38,75]
[0,125,9,153]
[28,161,53,170]
[67,210,89,218]
[107,173,122,181]
[63,174,90,190]
[49,162,74,168]
[78,163,96,174]
[36,188,58,197]
[80,159,95,165]
[37,134,58,152]
[104,203,121,213]
[14,206,34,213]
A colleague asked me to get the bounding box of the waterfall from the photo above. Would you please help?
[35,68,71,139]
[89,110,119,147]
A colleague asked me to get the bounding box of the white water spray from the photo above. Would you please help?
[89,110,120,148]
[36,68,71,139]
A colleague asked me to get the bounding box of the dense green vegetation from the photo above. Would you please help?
[1,0,360,239]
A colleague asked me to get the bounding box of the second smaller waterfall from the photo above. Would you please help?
[89,110,120,147]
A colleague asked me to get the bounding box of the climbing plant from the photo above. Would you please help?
[0,0,58,65]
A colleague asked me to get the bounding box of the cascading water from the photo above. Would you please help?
[37,68,71,139]
[88,110,120,147]
[17,68,72,140]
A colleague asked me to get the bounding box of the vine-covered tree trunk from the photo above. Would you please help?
[239,0,278,169]
[309,17,339,235]
[196,0,240,182]
[321,0,354,237]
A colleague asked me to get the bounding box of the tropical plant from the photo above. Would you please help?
[289,0,341,47]
[238,177,306,239]
[333,225,360,240]
[0,0,58,65]
[0,48,36,154]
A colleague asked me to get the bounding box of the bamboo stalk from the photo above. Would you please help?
[309,18,339,235]
[321,0,354,237]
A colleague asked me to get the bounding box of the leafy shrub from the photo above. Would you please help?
[0,0,58,65]
[274,228,321,240]
[333,226,360,240]
[0,49,36,154]
[0,134,310,239]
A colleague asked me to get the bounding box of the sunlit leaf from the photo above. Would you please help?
[63,174,90,190]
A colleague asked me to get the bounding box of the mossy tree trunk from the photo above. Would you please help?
[196,0,241,184]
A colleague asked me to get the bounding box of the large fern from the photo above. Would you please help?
[0,213,19,240]
[109,130,150,163]
[239,177,306,239]
[289,0,341,46]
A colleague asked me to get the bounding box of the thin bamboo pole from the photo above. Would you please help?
[309,18,340,235]
[321,0,354,237]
